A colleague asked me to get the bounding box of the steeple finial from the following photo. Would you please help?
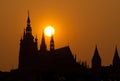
[114,45,119,57]
[113,45,120,67]
[26,11,32,34]
[27,10,30,24]
[95,45,98,53]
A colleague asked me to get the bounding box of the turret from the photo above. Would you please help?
[112,46,120,68]
[40,31,47,52]
[92,45,101,70]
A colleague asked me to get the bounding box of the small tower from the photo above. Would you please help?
[112,46,120,68]
[50,34,55,53]
[92,45,101,71]
[40,31,47,52]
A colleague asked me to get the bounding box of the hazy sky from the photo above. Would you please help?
[0,0,120,71]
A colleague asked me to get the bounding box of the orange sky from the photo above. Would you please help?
[0,0,120,71]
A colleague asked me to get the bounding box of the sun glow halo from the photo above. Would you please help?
[44,26,55,37]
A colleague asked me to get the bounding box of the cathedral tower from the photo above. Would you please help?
[19,12,38,71]
[112,46,120,68]
[92,45,101,71]
[40,31,47,52]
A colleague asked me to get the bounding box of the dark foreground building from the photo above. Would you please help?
[18,13,85,74]
[0,14,120,81]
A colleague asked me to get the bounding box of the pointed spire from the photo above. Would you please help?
[50,33,55,52]
[114,45,119,59]
[115,45,119,57]
[92,45,101,69]
[26,11,32,34]
[40,30,47,52]
[94,45,99,56]
[92,45,100,59]
[113,45,120,67]
[27,11,30,24]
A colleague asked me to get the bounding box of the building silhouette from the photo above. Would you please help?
[0,13,120,81]
[18,13,84,74]
[92,45,101,71]
[113,46,120,68]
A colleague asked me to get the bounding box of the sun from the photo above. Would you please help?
[44,26,55,37]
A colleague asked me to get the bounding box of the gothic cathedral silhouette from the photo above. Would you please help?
[18,13,84,74]
[16,13,120,80]
[0,13,118,81]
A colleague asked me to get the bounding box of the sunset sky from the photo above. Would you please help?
[0,0,120,71]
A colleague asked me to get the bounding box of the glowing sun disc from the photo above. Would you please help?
[44,26,55,37]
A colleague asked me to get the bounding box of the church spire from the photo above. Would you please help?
[50,33,55,52]
[40,30,47,52]
[26,11,32,34]
[113,46,120,67]
[93,45,100,58]
[27,11,30,24]
[92,45,101,69]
